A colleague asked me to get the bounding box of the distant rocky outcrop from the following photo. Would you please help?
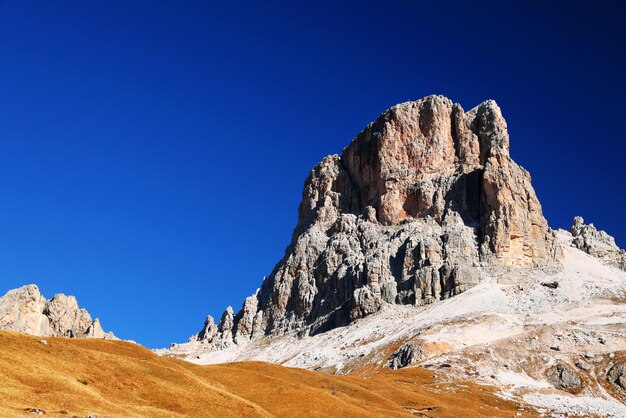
[571,216,626,271]
[0,284,115,339]
[388,342,424,370]
[188,95,562,349]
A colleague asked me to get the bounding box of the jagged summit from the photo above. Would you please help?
[0,284,115,339]
[179,96,618,353]
[295,95,552,262]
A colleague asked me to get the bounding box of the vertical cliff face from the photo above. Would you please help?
[296,97,551,265]
[193,96,556,348]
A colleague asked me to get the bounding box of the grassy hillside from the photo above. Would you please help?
[0,331,532,417]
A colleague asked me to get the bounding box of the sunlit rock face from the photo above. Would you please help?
[571,216,626,271]
[297,96,552,265]
[193,95,557,346]
[0,284,115,339]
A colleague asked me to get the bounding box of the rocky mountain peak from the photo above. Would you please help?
[189,96,560,349]
[0,284,115,339]
[296,95,552,266]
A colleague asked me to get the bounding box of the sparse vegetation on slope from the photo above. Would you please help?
[0,331,533,417]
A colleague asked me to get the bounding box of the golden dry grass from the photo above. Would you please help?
[0,331,536,417]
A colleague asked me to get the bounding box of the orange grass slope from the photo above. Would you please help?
[0,331,534,417]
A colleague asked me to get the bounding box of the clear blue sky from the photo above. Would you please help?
[0,1,624,347]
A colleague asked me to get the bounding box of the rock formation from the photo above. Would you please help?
[388,342,424,370]
[608,362,626,391]
[0,284,115,339]
[189,95,564,348]
[546,363,583,391]
[571,216,626,271]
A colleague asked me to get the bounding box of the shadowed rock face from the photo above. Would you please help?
[193,96,557,347]
[0,284,115,339]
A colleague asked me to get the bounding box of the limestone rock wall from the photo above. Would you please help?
[193,96,557,348]
[0,284,115,339]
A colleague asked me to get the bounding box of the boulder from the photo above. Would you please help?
[546,363,583,390]
[388,342,424,370]
[607,362,626,391]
